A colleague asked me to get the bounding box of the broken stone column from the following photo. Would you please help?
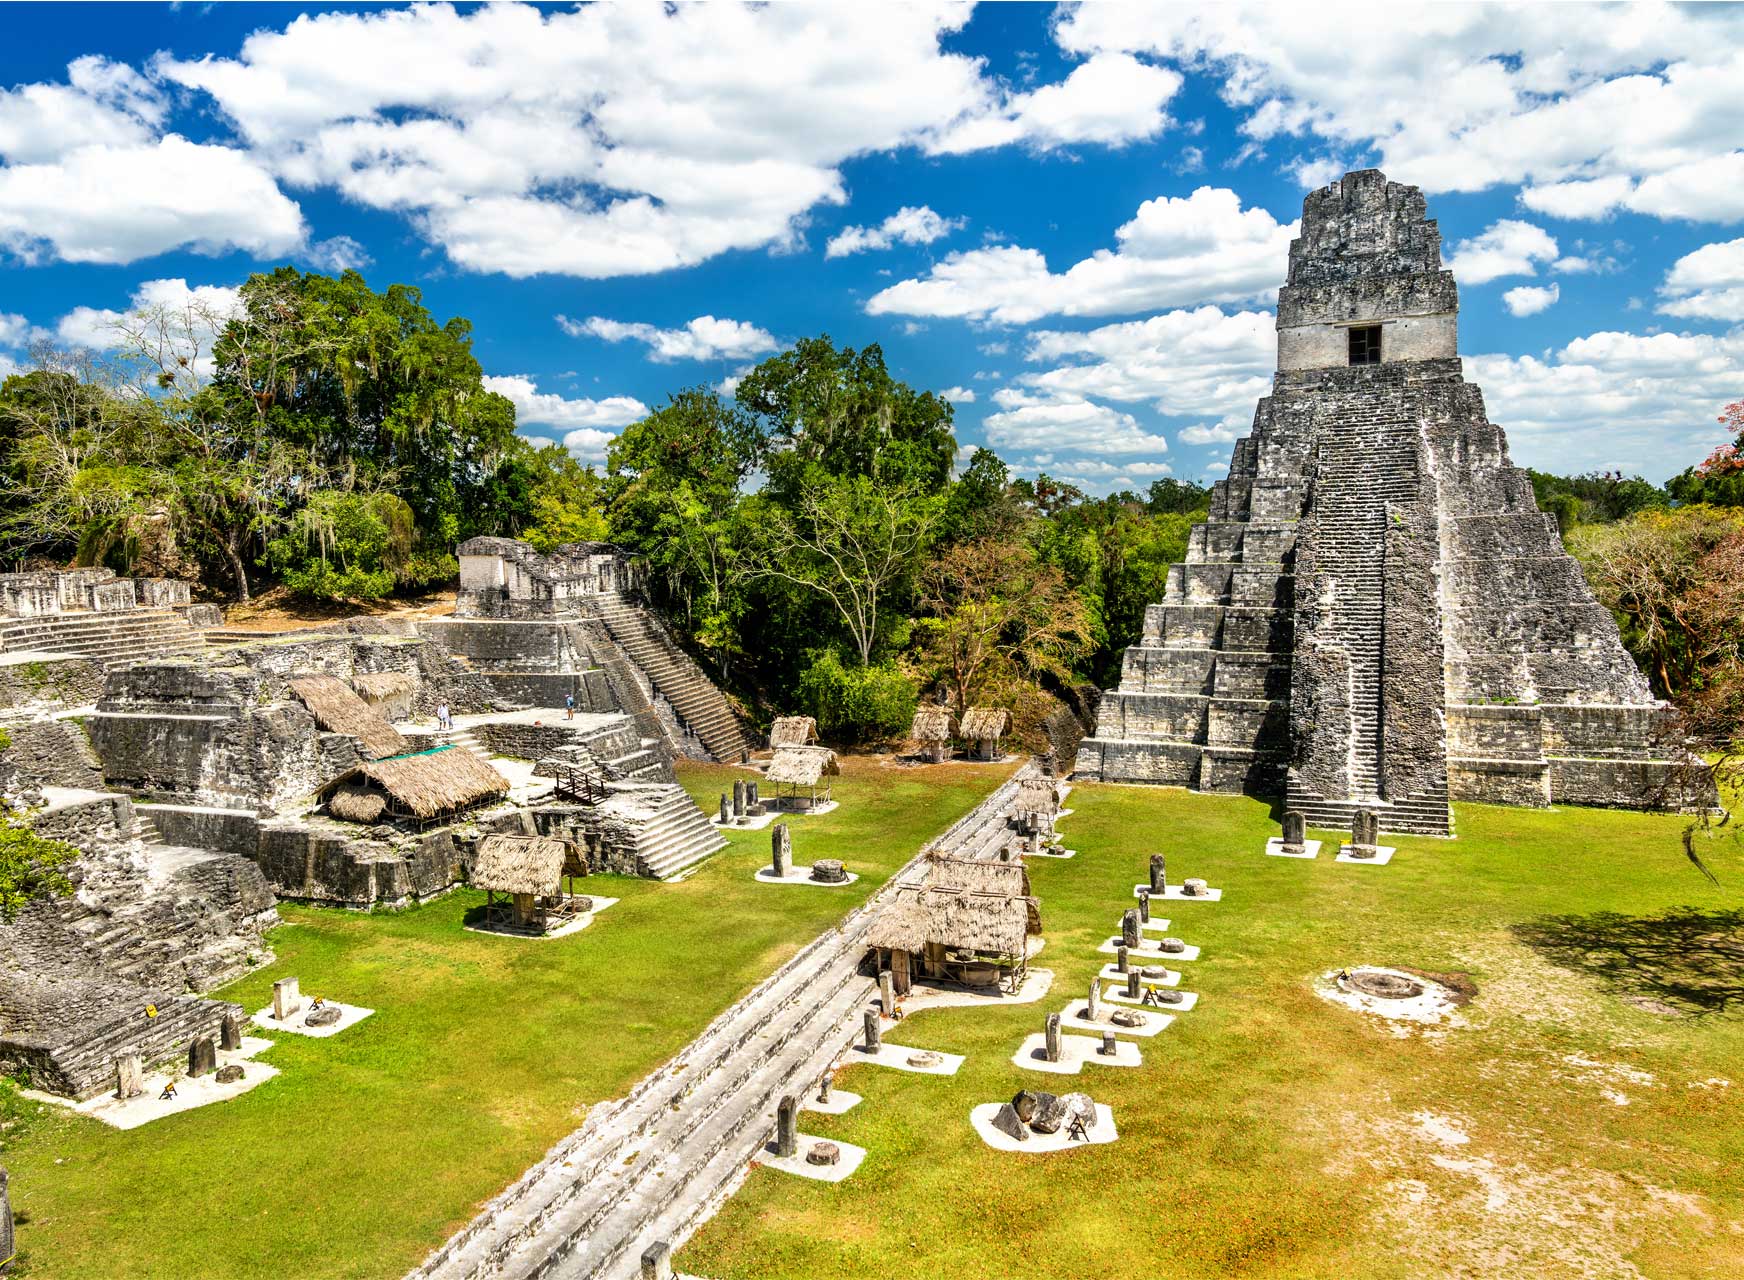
[1087,977,1102,1022]
[818,1071,832,1103]
[770,823,792,877]
[114,1054,144,1099]
[748,780,760,807]
[272,977,301,1021]
[775,1094,799,1158]
[879,969,895,1018]
[732,780,746,819]
[1182,877,1208,897]
[1100,1030,1117,1056]
[187,1035,217,1078]
[863,1009,881,1052]
[1352,808,1379,851]
[1149,853,1167,893]
[220,1013,242,1051]
[719,793,731,825]
[1044,1011,1062,1063]
[1282,809,1307,853]
[1125,971,1140,999]
[1116,944,1129,973]
[640,1241,673,1280]
[1137,889,1151,923]
[1121,908,1141,950]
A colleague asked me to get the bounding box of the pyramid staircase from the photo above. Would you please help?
[586,592,755,763]
[0,608,208,668]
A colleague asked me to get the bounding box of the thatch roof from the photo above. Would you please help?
[1015,776,1061,815]
[288,674,408,759]
[866,885,1034,956]
[910,706,954,743]
[472,834,581,895]
[766,745,840,786]
[320,745,509,819]
[328,783,386,823]
[928,852,1032,899]
[352,671,414,702]
[768,715,818,748]
[959,707,1009,740]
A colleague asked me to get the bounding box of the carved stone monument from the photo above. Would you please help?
[879,969,895,1018]
[114,1054,144,1099]
[775,1094,798,1159]
[187,1035,217,1078]
[272,976,301,1021]
[1137,889,1151,923]
[220,1013,243,1052]
[1125,971,1140,999]
[1350,808,1380,857]
[1044,1011,1062,1063]
[1086,977,1102,1022]
[640,1240,673,1280]
[863,1009,881,1052]
[770,823,792,877]
[1121,908,1141,950]
[1116,944,1129,974]
[1148,853,1167,893]
[1282,810,1307,853]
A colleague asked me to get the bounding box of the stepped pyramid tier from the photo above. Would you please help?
[438,537,755,763]
[1076,169,1705,835]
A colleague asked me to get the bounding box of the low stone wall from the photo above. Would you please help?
[0,655,104,710]
[0,717,104,790]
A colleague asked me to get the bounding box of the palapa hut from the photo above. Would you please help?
[765,745,839,810]
[910,706,955,763]
[867,858,1041,994]
[320,745,509,825]
[959,706,1010,760]
[767,715,819,749]
[288,673,408,760]
[471,833,590,934]
[351,671,416,721]
[1014,774,1062,839]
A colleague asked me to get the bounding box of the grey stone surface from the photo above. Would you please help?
[1074,167,1707,828]
[879,970,895,1018]
[305,1005,342,1028]
[863,1009,881,1051]
[810,859,847,884]
[1044,1011,1062,1062]
[1,1165,12,1271]
[273,978,301,1022]
[771,823,792,877]
[114,1054,143,1099]
[220,1013,242,1051]
[1100,1030,1117,1056]
[1149,854,1167,892]
[990,1102,1029,1142]
[1125,971,1140,999]
[1137,890,1150,923]
[805,1141,840,1166]
[187,1035,216,1077]
[1352,809,1379,849]
[1282,810,1306,850]
[1160,937,1186,954]
[1011,1089,1045,1123]
[1086,977,1102,1023]
[638,1241,672,1280]
[774,1095,798,1159]
[215,1063,245,1084]
[1121,908,1141,950]
[1116,944,1129,974]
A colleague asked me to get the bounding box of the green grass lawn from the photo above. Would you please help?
[680,785,1744,1280]
[0,756,1012,1280]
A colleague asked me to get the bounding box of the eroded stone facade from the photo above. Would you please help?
[1076,169,1698,833]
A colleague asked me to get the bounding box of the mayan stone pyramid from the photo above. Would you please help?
[1074,169,1687,835]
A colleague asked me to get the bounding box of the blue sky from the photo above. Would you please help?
[3,1,1743,491]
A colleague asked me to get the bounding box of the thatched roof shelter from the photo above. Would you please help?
[910,706,954,743]
[1015,776,1062,816]
[768,715,818,749]
[289,674,408,759]
[472,834,583,895]
[328,784,387,823]
[866,885,1034,958]
[320,745,509,821]
[959,707,1009,740]
[766,745,839,787]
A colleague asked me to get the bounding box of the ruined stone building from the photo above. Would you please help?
[1075,169,1693,834]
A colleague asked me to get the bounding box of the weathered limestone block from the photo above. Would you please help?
[187,1036,216,1078]
[1044,1011,1062,1063]
[775,1094,798,1158]
[1121,909,1141,950]
[272,977,301,1021]
[863,1009,881,1051]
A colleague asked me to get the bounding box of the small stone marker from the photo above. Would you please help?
[640,1240,673,1280]
[1149,853,1168,893]
[1160,936,1186,954]
[806,1141,840,1166]
[1099,1030,1117,1056]
[114,1054,144,1099]
[1086,977,1102,1022]
[879,969,895,1018]
[1137,889,1151,923]
[1282,809,1307,853]
[215,1063,245,1084]
[748,780,760,806]
[906,1050,943,1069]
[863,1009,881,1051]
[1182,877,1209,897]
[1121,908,1141,950]
[719,793,731,825]
[187,1035,217,1078]
[220,1013,242,1051]
[1110,1009,1144,1028]
[817,1071,832,1103]
[1044,1011,1062,1062]
[991,1102,1029,1142]
[272,976,301,1021]
[1353,807,1379,849]
[306,1005,342,1027]
[1157,988,1184,1005]
[775,1094,799,1158]
[771,823,792,877]
[1116,944,1129,973]
[810,859,847,883]
[1011,1089,1043,1122]
[1030,1092,1070,1134]
[1125,971,1140,999]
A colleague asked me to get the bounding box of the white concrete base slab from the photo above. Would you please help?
[23,1036,279,1130]
[1102,987,1199,1012]
[753,865,861,887]
[252,1000,373,1038]
[1098,962,1179,985]
[1025,847,1076,859]
[1337,845,1396,865]
[971,1101,1118,1152]
[851,1041,964,1075]
[715,800,841,831]
[1054,806,1075,820]
[463,897,618,940]
[1134,884,1224,901]
[898,967,1053,1013]
[802,1090,862,1115]
[1097,937,1199,961]
[1141,917,1173,932]
[1012,1032,1143,1074]
[758,1134,868,1182]
[1056,1001,1172,1037]
[1266,838,1323,859]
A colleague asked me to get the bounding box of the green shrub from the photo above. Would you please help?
[267,491,454,600]
[797,651,916,743]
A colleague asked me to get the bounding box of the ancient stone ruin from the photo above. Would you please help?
[1076,168,1704,834]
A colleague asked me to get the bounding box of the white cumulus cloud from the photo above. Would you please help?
[1447,220,1559,286]
[939,386,976,403]
[1502,283,1560,316]
[825,206,965,258]
[558,314,779,363]
[1658,238,1744,321]
[483,374,648,461]
[984,390,1171,456]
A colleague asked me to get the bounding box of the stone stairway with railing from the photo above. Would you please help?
[411,766,1030,1280]
[585,593,755,764]
[627,785,728,880]
[0,608,208,668]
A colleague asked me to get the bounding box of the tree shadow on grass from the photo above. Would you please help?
[1511,907,1744,1016]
